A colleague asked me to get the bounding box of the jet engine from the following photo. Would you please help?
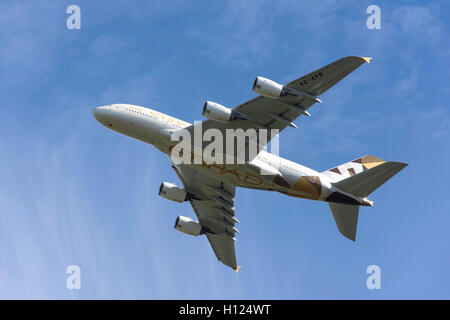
[252,76,284,99]
[202,101,232,123]
[253,76,322,103]
[174,216,203,236]
[158,182,187,202]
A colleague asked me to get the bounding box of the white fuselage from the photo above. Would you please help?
[93,104,341,202]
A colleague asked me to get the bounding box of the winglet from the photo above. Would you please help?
[361,57,373,64]
[235,266,242,274]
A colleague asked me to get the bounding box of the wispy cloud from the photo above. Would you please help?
[186,1,277,69]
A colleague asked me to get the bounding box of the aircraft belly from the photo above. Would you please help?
[193,163,271,189]
[281,169,325,201]
[120,116,169,145]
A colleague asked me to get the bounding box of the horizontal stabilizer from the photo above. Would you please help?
[332,161,408,197]
[329,203,359,241]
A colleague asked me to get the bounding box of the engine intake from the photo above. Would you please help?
[158,182,187,202]
[202,101,233,123]
[174,216,202,236]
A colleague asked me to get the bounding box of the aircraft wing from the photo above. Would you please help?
[284,56,372,96]
[181,56,371,158]
[171,163,239,271]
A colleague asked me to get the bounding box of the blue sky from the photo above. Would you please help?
[0,0,449,299]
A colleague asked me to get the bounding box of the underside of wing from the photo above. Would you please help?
[171,162,240,271]
[206,233,237,269]
[286,56,372,96]
[231,56,371,131]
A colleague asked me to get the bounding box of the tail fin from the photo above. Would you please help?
[325,157,408,241]
[322,155,386,183]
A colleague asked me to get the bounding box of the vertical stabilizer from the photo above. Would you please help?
[329,203,359,241]
[322,155,386,182]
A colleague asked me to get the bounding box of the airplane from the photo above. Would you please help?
[93,56,407,272]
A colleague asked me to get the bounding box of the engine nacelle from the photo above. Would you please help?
[158,182,187,202]
[253,76,322,103]
[202,101,232,123]
[252,76,284,99]
[174,216,202,236]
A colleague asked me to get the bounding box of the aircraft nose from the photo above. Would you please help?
[92,105,110,122]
